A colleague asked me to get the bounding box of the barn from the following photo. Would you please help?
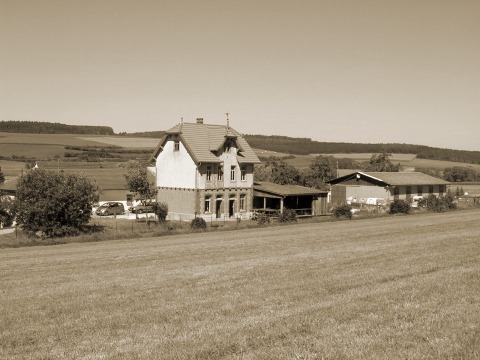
[328,171,450,206]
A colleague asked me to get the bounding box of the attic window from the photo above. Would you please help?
[174,141,180,151]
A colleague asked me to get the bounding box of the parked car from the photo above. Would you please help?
[129,200,155,214]
[95,202,125,216]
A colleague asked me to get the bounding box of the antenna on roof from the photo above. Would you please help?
[225,112,230,128]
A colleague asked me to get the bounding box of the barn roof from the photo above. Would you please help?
[151,122,260,164]
[328,171,450,186]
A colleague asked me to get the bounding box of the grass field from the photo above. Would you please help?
[1,210,479,359]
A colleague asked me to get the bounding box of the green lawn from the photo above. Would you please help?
[1,210,479,359]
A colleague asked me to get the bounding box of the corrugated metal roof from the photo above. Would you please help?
[152,122,260,164]
[254,181,327,197]
[329,171,450,186]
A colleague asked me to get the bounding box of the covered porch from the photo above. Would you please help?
[253,182,328,217]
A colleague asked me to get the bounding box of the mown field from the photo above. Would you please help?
[1,210,479,359]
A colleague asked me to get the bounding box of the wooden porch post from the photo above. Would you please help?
[280,198,284,214]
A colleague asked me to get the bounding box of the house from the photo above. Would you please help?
[252,181,329,216]
[328,170,450,206]
[149,118,261,220]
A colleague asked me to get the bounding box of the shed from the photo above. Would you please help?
[253,181,328,216]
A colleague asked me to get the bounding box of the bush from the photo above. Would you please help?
[425,193,457,212]
[332,204,353,219]
[190,217,207,230]
[14,168,98,237]
[278,208,297,223]
[152,201,168,222]
[389,199,411,214]
[256,212,271,225]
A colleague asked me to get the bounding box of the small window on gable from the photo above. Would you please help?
[240,166,246,181]
[230,166,236,181]
[174,141,180,151]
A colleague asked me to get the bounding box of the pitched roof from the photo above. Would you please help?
[151,122,260,164]
[253,181,327,197]
[328,171,450,186]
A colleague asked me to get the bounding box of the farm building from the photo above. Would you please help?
[328,170,450,206]
[253,181,328,216]
[149,118,261,221]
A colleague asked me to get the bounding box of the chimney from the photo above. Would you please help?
[196,118,204,124]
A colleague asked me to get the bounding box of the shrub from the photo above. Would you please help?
[332,204,353,219]
[256,212,271,226]
[152,201,168,222]
[190,217,207,230]
[425,193,457,212]
[14,168,98,237]
[389,199,411,214]
[278,208,297,223]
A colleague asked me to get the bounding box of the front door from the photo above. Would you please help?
[229,199,235,218]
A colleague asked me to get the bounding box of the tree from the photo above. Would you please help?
[0,166,4,185]
[253,164,272,182]
[123,161,156,201]
[0,196,15,227]
[361,153,402,172]
[14,169,98,237]
[443,167,476,182]
[302,156,334,190]
[267,157,302,185]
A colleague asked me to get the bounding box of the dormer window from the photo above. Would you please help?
[174,141,180,151]
[240,166,246,181]
[206,165,212,181]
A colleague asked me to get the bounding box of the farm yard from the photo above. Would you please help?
[1,210,479,359]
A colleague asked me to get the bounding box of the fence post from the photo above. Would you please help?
[15,224,18,239]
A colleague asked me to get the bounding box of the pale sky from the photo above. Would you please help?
[1,0,479,151]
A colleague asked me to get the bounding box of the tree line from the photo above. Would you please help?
[0,121,114,135]
[244,135,480,165]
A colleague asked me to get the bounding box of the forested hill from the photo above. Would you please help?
[0,121,114,135]
[243,135,480,164]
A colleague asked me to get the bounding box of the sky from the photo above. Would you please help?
[1,0,479,151]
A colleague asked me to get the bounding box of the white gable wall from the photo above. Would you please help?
[155,140,196,188]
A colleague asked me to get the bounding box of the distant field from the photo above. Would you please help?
[78,136,160,148]
[0,160,25,176]
[1,211,479,359]
[0,132,102,147]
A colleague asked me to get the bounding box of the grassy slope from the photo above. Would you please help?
[1,210,479,359]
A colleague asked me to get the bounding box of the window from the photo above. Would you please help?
[406,186,411,199]
[240,167,246,181]
[230,166,236,181]
[429,185,434,194]
[206,165,212,181]
[418,186,423,196]
[240,195,246,210]
[217,166,223,181]
[204,196,211,213]
[174,141,180,151]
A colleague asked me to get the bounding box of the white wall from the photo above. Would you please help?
[155,140,196,188]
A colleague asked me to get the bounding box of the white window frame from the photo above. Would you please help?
[240,166,246,181]
[230,166,236,181]
[240,195,246,210]
[217,166,223,181]
[206,165,212,181]
[204,196,211,213]
[174,140,180,151]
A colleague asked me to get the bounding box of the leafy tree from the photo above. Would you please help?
[190,217,207,229]
[123,161,156,201]
[14,169,98,237]
[253,164,272,182]
[443,167,476,182]
[302,156,334,190]
[361,153,402,172]
[267,157,302,185]
[332,204,353,219]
